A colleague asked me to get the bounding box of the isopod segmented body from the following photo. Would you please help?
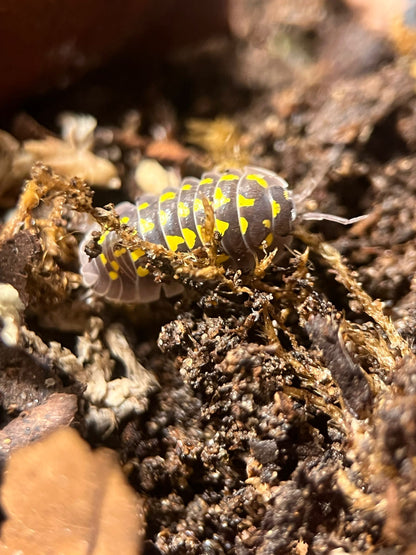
[79,166,296,302]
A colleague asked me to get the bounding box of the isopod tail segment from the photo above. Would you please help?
[79,166,366,303]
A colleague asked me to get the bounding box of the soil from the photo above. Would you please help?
[1,1,416,553]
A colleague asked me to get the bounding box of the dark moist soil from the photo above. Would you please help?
[2,0,416,553]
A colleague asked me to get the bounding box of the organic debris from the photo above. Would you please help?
[187,116,250,170]
[0,393,77,463]
[0,285,24,346]
[0,114,119,209]
[0,0,416,553]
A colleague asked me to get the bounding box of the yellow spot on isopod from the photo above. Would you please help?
[178,202,190,218]
[196,224,203,239]
[182,183,192,191]
[265,233,273,247]
[159,210,168,226]
[131,248,145,262]
[283,190,290,200]
[247,174,268,188]
[136,266,149,277]
[194,198,204,212]
[120,216,130,224]
[182,228,197,248]
[219,174,239,181]
[240,217,248,234]
[140,218,155,233]
[109,271,118,280]
[215,218,229,235]
[138,202,149,210]
[262,219,271,229]
[272,200,281,218]
[97,230,109,245]
[99,253,107,265]
[110,260,120,271]
[238,194,255,207]
[200,177,213,185]
[213,187,231,210]
[216,253,230,264]
[166,235,185,251]
[160,191,176,203]
[114,247,127,257]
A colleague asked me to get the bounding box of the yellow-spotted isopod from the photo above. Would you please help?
[79,166,361,302]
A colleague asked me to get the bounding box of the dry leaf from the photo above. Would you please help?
[144,139,191,164]
[0,428,144,555]
[24,135,119,187]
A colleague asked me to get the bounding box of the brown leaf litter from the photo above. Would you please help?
[0,428,144,555]
[1,0,416,552]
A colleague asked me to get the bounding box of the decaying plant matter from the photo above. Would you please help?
[0,147,414,552]
[2,0,416,552]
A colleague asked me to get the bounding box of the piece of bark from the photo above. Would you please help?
[0,393,78,462]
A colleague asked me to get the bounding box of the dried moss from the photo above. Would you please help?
[2,2,416,552]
